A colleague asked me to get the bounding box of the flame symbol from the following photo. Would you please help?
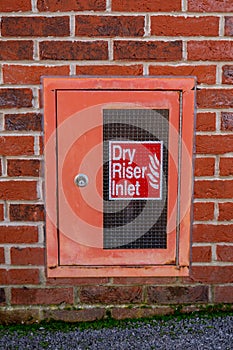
[147,154,160,189]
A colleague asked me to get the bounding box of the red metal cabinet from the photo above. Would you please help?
[43,77,195,277]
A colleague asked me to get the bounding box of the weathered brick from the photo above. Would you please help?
[0,0,31,12]
[147,286,209,304]
[114,41,182,61]
[37,0,105,11]
[149,65,216,85]
[46,277,109,286]
[7,159,41,177]
[112,0,181,12]
[80,286,143,304]
[113,277,177,285]
[76,65,143,76]
[0,159,2,177]
[10,204,44,222]
[214,286,233,303]
[151,16,219,36]
[0,204,3,221]
[43,309,105,322]
[216,245,233,262]
[222,65,233,84]
[225,17,233,36]
[195,158,215,177]
[111,307,174,320]
[0,248,5,264]
[221,112,233,131]
[192,246,212,263]
[188,41,233,61]
[5,113,42,131]
[0,89,32,108]
[3,66,70,85]
[0,309,40,325]
[196,113,216,131]
[0,136,34,156]
[196,135,233,154]
[218,202,233,221]
[194,180,233,199]
[191,266,233,283]
[0,181,38,201]
[0,226,38,244]
[0,41,33,60]
[0,289,6,305]
[193,224,233,243]
[40,41,108,60]
[1,17,69,37]
[219,158,233,176]
[76,16,144,37]
[0,269,39,285]
[188,0,233,12]
[11,248,45,265]
[197,89,233,109]
[194,202,214,221]
[11,288,74,305]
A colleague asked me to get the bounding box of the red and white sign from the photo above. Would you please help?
[109,141,163,200]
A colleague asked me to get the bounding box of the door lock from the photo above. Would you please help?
[74,174,89,187]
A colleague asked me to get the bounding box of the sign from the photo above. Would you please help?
[109,141,163,200]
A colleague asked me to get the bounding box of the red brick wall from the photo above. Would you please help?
[0,0,233,323]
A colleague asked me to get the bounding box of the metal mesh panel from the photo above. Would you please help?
[103,109,169,249]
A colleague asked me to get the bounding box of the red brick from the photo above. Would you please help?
[111,307,174,320]
[0,181,38,201]
[0,89,32,109]
[11,288,74,305]
[0,288,5,305]
[193,224,233,243]
[188,0,233,12]
[194,180,233,199]
[7,159,41,177]
[76,16,144,37]
[194,202,214,221]
[3,66,70,85]
[0,248,5,264]
[188,41,233,61]
[10,204,44,222]
[37,0,105,11]
[0,269,39,285]
[112,0,181,12]
[114,41,182,61]
[11,248,45,266]
[225,17,233,36]
[219,158,233,176]
[0,41,33,61]
[0,226,38,244]
[194,158,215,177]
[222,65,233,84]
[40,41,108,60]
[0,159,1,177]
[196,113,216,131]
[5,113,42,131]
[191,266,233,283]
[219,203,233,221]
[221,112,233,131]
[0,309,40,325]
[0,0,31,12]
[214,286,233,303]
[76,65,143,76]
[151,16,219,36]
[1,17,69,37]
[0,136,34,156]
[0,204,4,221]
[192,246,212,262]
[149,65,216,85]
[147,286,209,304]
[196,135,233,154]
[47,277,109,286]
[80,286,143,304]
[44,309,105,322]
[216,245,233,262]
[197,89,233,109]
[113,277,177,285]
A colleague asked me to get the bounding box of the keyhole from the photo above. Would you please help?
[74,174,88,187]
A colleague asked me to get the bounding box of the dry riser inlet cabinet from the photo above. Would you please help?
[43,77,195,277]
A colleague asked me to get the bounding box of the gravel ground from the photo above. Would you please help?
[0,314,232,349]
